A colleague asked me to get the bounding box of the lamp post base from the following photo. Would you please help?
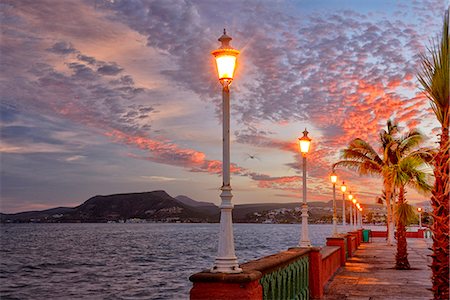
[299,240,312,248]
[211,257,242,273]
[332,216,339,237]
[211,187,242,274]
[299,203,311,247]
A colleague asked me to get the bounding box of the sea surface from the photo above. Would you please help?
[1,223,362,299]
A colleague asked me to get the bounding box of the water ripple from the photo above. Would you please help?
[0,223,337,299]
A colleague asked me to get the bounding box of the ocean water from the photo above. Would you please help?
[1,223,346,299]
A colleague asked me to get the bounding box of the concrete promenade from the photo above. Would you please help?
[324,237,432,300]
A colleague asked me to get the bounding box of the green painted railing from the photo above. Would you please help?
[259,255,309,300]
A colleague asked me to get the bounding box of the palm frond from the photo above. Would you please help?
[395,201,416,226]
[397,130,425,156]
[334,159,381,175]
[344,138,383,164]
[417,9,449,126]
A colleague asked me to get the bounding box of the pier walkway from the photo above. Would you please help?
[324,237,432,300]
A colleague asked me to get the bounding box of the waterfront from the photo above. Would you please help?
[0,223,346,299]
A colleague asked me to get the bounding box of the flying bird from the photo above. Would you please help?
[245,153,260,161]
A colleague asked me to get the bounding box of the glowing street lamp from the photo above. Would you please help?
[210,29,241,274]
[417,207,422,229]
[348,192,353,228]
[330,170,338,237]
[341,182,347,227]
[355,203,361,228]
[352,198,357,230]
[299,129,312,247]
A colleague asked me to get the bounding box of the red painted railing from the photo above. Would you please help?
[190,228,427,299]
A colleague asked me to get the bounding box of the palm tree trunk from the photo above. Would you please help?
[384,179,394,245]
[431,125,449,299]
[395,185,410,269]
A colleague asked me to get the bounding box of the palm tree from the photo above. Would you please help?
[334,120,399,245]
[417,9,449,299]
[392,155,432,269]
[394,191,416,269]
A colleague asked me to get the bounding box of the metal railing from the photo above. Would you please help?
[259,255,309,300]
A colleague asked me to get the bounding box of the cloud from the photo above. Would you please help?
[47,41,78,55]
[97,63,123,76]
[0,0,443,211]
[65,155,86,162]
[140,175,187,182]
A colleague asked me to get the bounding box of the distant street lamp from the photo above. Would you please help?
[330,170,338,237]
[359,207,363,228]
[348,192,353,228]
[417,207,422,229]
[356,203,362,228]
[210,29,242,274]
[341,182,347,227]
[352,198,357,230]
[299,129,312,247]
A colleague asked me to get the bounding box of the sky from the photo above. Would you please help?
[0,0,447,213]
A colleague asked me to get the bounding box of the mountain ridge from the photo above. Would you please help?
[0,190,386,224]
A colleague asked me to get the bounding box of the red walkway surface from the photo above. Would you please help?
[324,238,432,300]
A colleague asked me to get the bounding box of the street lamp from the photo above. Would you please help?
[299,129,312,247]
[417,207,422,229]
[341,182,347,227]
[348,192,353,228]
[352,198,357,230]
[330,170,338,237]
[356,203,361,228]
[359,207,363,228]
[210,29,241,274]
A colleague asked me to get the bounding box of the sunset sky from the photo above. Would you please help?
[0,0,446,213]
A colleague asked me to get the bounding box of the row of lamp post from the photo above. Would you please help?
[209,30,314,273]
[210,30,366,274]
[330,171,365,235]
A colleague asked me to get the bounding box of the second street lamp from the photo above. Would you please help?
[341,182,347,227]
[210,29,241,274]
[299,129,312,247]
[330,170,338,237]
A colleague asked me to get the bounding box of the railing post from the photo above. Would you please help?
[326,237,347,266]
[189,271,262,300]
[344,233,356,257]
[357,229,363,246]
[308,247,323,299]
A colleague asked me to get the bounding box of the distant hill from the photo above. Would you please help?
[175,195,215,207]
[1,191,218,223]
[0,207,74,222]
[0,191,386,224]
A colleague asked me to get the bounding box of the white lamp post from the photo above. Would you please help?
[210,29,242,274]
[348,192,353,228]
[330,170,338,237]
[352,198,357,230]
[417,207,422,229]
[299,129,312,247]
[341,182,347,227]
[359,207,363,228]
[356,203,362,228]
